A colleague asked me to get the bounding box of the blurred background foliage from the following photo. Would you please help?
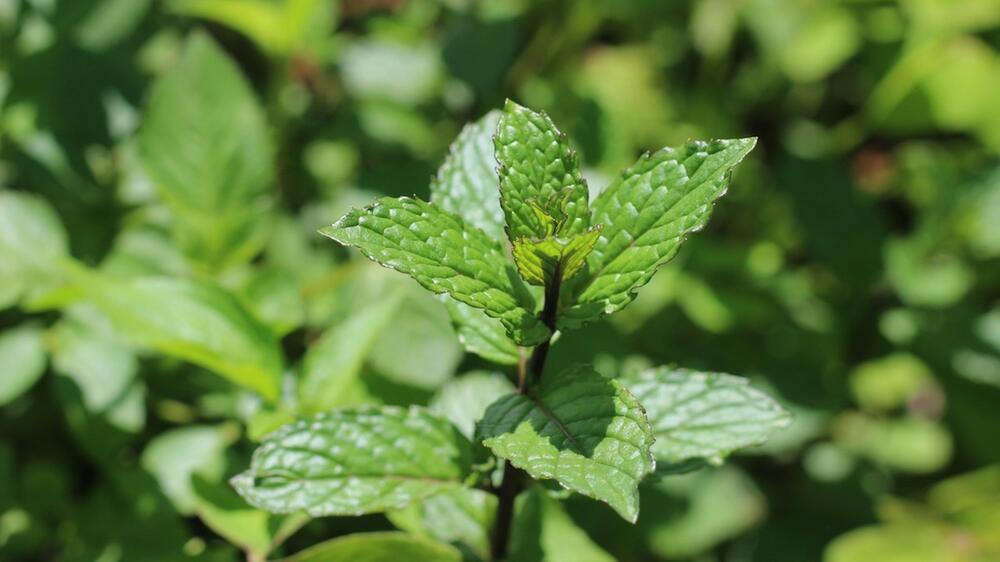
[1,0,999,561]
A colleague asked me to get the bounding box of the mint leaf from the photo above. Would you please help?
[495,100,590,241]
[51,307,144,433]
[387,488,496,560]
[68,267,283,401]
[191,476,307,559]
[169,0,331,56]
[430,109,505,241]
[623,367,790,466]
[0,191,68,308]
[232,406,477,516]
[476,366,654,521]
[510,488,616,562]
[0,326,47,406]
[442,299,520,365]
[139,32,273,268]
[561,138,757,327]
[141,425,231,514]
[369,290,464,390]
[298,291,404,414]
[280,532,462,562]
[430,371,516,439]
[320,197,549,346]
[512,226,602,287]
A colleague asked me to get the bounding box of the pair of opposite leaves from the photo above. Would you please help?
[320,100,757,347]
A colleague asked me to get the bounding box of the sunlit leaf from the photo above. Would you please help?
[477,366,654,521]
[232,407,476,516]
[623,367,790,466]
[321,197,549,346]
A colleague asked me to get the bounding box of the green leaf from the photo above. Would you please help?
[645,466,766,558]
[430,109,506,241]
[442,299,520,365]
[622,367,791,466]
[320,197,549,346]
[561,138,757,327]
[430,371,515,439]
[512,226,602,286]
[833,413,952,474]
[368,290,464,390]
[476,366,654,521]
[387,488,496,560]
[75,0,154,51]
[191,476,308,558]
[279,532,462,562]
[232,406,477,516]
[510,488,616,562]
[299,291,404,414]
[0,191,68,308]
[68,267,284,401]
[237,267,306,337]
[141,425,232,514]
[825,524,977,562]
[169,0,332,56]
[0,325,47,406]
[495,100,591,241]
[51,306,144,433]
[139,32,273,268]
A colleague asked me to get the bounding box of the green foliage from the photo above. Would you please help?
[2,3,998,561]
[0,192,68,307]
[139,32,274,269]
[561,138,757,327]
[320,197,550,346]
[67,267,284,401]
[495,100,591,241]
[477,366,655,522]
[623,368,790,466]
[279,531,462,562]
[0,326,47,406]
[232,407,477,516]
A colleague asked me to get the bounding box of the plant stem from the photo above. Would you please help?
[489,463,524,560]
[527,261,561,385]
[490,263,562,559]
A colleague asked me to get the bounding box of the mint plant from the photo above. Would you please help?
[233,101,789,560]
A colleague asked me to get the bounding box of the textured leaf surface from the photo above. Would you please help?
[430,110,505,241]
[442,299,519,365]
[69,268,283,401]
[0,326,47,406]
[495,100,590,241]
[139,32,272,267]
[561,138,756,327]
[623,367,790,465]
[320,197,549,345]
[512,227,602,286]
[232,407,476,516]
[430,371,515,439]
[476,366,654,521]
[279,532,462,562]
